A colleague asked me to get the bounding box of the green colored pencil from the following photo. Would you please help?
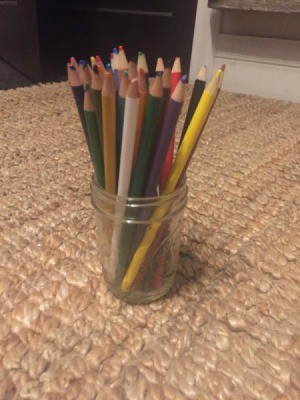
[84,85,105,188]
[91,64,104,151]
[129,73,163,197]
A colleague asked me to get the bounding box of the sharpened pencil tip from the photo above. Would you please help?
[106,63,112,70]
[93,64,99,74]
[181,74,188,83]
[84,83,90,91]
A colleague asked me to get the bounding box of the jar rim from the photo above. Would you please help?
[90,174,187,204]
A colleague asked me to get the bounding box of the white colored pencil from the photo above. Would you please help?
[109,78,140,280]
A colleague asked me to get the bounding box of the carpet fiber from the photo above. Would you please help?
[1,82,300,399]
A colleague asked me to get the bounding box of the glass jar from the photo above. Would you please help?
[91,177,188,304]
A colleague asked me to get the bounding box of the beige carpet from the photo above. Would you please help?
[0,82,300,400]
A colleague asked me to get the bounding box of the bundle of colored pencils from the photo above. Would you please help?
[67,45,225,292]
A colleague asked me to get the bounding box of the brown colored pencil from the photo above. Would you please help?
[102,71,117,194]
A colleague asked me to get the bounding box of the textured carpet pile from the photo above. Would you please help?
[0,82,300,399]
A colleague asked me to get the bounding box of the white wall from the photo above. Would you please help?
[189,2,300,102]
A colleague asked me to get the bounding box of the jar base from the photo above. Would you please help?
[105,273,176,304]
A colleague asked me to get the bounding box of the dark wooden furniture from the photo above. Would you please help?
[0,0,40,82]
[0,0,198,85]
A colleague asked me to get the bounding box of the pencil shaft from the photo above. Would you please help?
[71,86,91,152]
[116,96,126,175]
[129,94,162,197]
[179,80,206,147]
[84,110,105,187]
[144,99,183,197]
[118,96,140,196]
[102,94,117,194]
[121,72,222,291]
[132,91,148,169]
[91,89,103,151]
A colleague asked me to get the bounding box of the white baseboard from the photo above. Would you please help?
[213,34,300,102]
[212,57,300,102]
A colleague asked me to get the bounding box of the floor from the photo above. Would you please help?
[0,58,33,90]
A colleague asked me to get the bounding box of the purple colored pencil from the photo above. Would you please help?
[143,75,187,197]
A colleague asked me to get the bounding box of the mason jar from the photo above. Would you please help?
[91,177,187,304]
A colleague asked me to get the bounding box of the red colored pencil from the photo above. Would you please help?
[160,57,181,190]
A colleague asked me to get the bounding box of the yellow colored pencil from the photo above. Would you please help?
[121,69,223,291]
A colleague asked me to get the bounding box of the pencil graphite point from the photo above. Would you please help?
[84,83,90,91]
[181,74,188,84]
[197,66,207,82]
[93,64,99,74]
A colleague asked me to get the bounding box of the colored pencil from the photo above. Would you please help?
[78,60,91,85]
[117,79,140,197]
[154,65,172,166]
[83,85,105,188]
[179,65,207,147]
[160,57,182,189]
[102,71,117,194]
[137,52,149,86]
[95,55,106,73]
[67,64,91,154]
[90,56,96,67]
[117,70,130,175]
[177,65,226,186]
[171,57,181,93]
[109,79,140,279]
[111,49,120,89]
[91,64,104,151]
[128,57,138,81]
[129,73,163,197]
[70,56,80,76]
[155,57,164,74]
[118,45,129,80]
[144,75,187,197]
[121,69,223,291]
[132,69,148,169]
